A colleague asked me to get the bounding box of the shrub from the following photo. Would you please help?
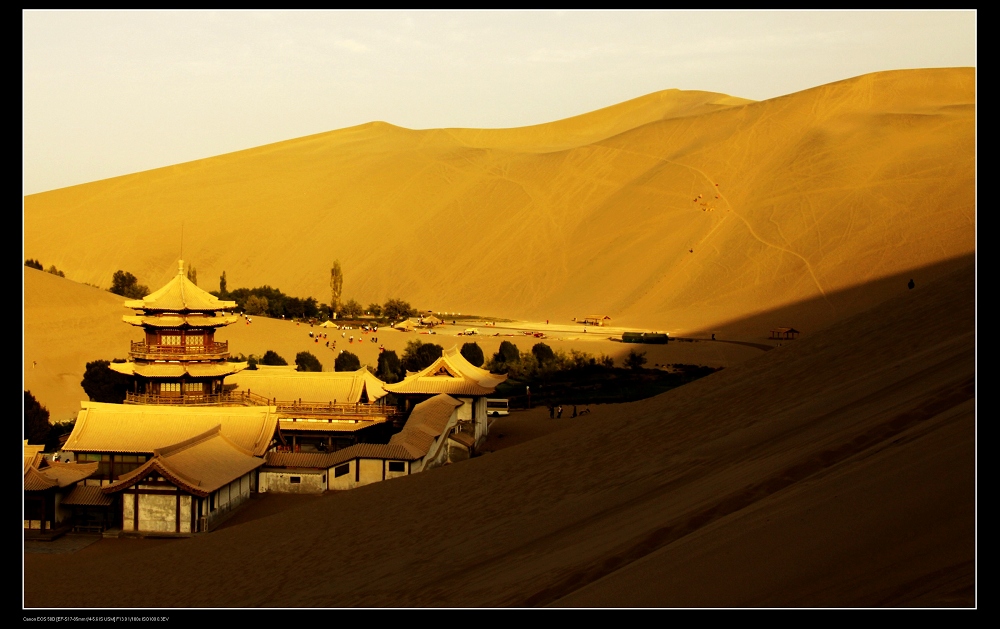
[367,303,383,317]
[25,259,43,270]
[531,342,555,366]
[80,359,135,403]
[461,342,485,367]
[295,351,323,372]
[624,350,647,370]
[24,391,51,445]
[377,350,403,383]
[109,270,150,299]
[46,265,65,277]
[245,295,269,316]
[341,299,363,319]
[383,298,414,322]
[401,340,443,373]
[335,350,361,372]
[260,350,288,366]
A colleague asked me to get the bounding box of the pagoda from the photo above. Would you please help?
[111,260,247,404]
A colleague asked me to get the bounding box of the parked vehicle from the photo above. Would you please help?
[486,398,509,417]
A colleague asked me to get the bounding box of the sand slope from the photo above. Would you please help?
[23,261,974,608]
[24,68,974,334]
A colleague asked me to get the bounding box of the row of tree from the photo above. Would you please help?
[24,259,66,277]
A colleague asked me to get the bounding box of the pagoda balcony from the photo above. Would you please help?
[125,391,248,406]
[129,340,229,360]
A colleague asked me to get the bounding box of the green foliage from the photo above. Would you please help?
[330,260,344,314]
[46,265,65,277]
[245,295,269,316]
[295,351,323,372]
[260,350,288,366]
[624,350,648,370]
[25,259,43,270]
[341,299,363,318]
[376,350,403,383]
[460,342,485,367]
[382,298,414,322]
[186,265,197,285]
[334,350,361,372]
[46,419,76,453]
[109,270,150,299]
[219,270,227,296]
[24,391,51,445]
[400,340,443,373]
[367,303,383,317]
[80,359,135,403]
[531,342,555,366]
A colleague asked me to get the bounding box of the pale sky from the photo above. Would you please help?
[23,10,976,195]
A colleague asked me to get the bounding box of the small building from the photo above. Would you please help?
[581,315,612,327]
[24,441,99,536]
[384,347,507,447]
[259,452,339,494]
[102,426,264,535]
[770,327,800,340]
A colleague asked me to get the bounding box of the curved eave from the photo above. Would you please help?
[122,314,239,328]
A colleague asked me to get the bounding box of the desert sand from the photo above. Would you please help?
[24,68,974,335]
[22,68,975,607]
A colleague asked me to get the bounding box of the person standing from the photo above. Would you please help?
[549,405,555,419]
[557,405,563,419]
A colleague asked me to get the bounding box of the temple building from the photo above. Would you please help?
[110,260,247,404]
[24,441,100,536]
[384,347,507,447]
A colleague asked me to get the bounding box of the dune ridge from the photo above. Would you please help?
[24,68,974,335]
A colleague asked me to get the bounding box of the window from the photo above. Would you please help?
[185,334,204,346]
[290,476,301,484]
[388,461,405,473]
[161,334,181,346]
[334,464,349,478]
[161,382,181,393]
[184,382,203,393]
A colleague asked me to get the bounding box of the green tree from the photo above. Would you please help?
[624,350,647,370]
[186,265,197,285]
[376,350,402,383]
[24,391,51,445]
[260,350,288,366]
[295,351,323,372]
[531,342,555,366]
[46,265,65,278]
[334,350,361,372]
[80,359,135,403]
[401,340,443,373]
[219,270,227,296]
[382,298,413,322]
[109,270,150,299]
[341,299,363,318]
[25,259,43,270]
[245,294,269,316]
[367,302,383,317]
[330,260,344,315]
[460,342,485,367]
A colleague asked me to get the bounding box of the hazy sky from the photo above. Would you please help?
[23,10,976,195]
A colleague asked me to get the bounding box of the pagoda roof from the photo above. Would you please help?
[229,367,388,404]
[384,347,506,396]
[24,458,98,492]
[122,313,240,328]
[123,260,237,312]
[109,361,247,378]
[102,426,264,498]
[64,402,278,457]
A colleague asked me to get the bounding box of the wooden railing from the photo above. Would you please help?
[130,341,229,359]
[124,390,399,418]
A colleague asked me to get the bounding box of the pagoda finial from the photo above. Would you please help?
[178,260,185,276]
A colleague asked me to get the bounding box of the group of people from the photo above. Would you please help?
[548,405,591,419]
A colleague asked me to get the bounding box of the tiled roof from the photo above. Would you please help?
[109,361,247,378]
[62,485,114,506]
[389,394,462,458]
[263,451,344,469]
[23,461,98,491]
[325,443,419,466]
[385,347,506,396]
[123,261,237,312]
[230,367,388,403]
[103,426,263,497]
[123,314,240,328]
[278,418,386,433]
[64,402,278,457]
[448,432,476,448]
[24,466,57,491]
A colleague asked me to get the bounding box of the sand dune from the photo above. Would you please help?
[24,68,974,336]
[23,259,974,608]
